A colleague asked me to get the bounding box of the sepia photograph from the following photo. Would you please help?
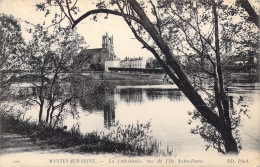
[0,0,259,166]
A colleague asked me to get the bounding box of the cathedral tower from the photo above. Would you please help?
[102,32,114,52]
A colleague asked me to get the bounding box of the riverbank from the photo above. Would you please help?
[0,111,162,156]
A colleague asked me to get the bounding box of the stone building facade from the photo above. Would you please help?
[119,57,146,69]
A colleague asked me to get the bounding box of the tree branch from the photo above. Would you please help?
[150,0,162,36]
[65,0,75,22]
[72,8,142,29]
[168,5,216,52]
[56,0,74,25]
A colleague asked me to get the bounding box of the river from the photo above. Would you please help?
[3,82,260,156]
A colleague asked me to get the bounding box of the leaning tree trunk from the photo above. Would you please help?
[127,0,239,154]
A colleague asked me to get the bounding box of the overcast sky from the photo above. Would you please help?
[0,0,153,59]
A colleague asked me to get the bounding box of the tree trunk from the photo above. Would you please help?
[46,70,59,124]
[212,0,238,154]
[221,129,239,154]
[45,100,53,124]
[49,107,55,126]
[39,102,43,123]
[38,68,45,123]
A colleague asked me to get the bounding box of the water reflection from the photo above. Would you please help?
[146,89,183,101]
[118,88,143,104]
[104,101,115,128]
[229,96,234,109]
[3,82,260,155]
[75,87,185,129]
[77,87,184,129]
[117,88,183,104]
[79,94,107,112]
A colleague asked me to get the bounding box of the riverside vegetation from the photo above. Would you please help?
[1,76,175,156]
[0,110,173,156]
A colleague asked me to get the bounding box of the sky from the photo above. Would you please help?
[0,0,153,60]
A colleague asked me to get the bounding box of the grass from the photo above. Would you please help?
[0,111,172,156]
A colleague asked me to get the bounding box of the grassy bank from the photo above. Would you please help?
[0,111,169,156]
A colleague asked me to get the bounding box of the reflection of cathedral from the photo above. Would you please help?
[79,92,116,129]
[104,96,116,128]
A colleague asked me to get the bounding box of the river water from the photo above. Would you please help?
[3,82,260,156]
[59,83,260,155]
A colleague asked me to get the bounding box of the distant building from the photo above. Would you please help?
[105,60,120,71]
[119,57,146,69]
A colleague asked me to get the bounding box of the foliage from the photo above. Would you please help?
[89,63,105,71]
[0,14,25,96]
[0,14,25,70]
[146,57,161,69]
[188,96,250,154]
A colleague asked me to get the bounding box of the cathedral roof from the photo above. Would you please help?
[80,48,103,55]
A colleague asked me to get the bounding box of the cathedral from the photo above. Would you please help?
[76,33,119,71]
